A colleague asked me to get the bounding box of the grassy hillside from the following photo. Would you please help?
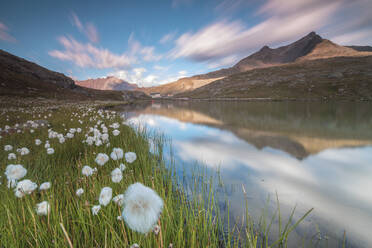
[178,56,372,100]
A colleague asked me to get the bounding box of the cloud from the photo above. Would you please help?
[110,67,189,87]
[159,31,177,44]
[153,65,168,71]
[178,70,187,76]
[0,22,16,42]
[128,33,162,62]
[140,46,162,62]
[110,68,158,87]
[49,36,133,69]
[71,13,99,43]
[169,0,372,64]
[207,55,238,69]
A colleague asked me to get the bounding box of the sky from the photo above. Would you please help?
[0,0,371,87]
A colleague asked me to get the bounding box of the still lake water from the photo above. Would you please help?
[119,101,372,247]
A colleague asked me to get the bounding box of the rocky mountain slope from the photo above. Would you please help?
[75,76,138,91]
[0,49,148,101]
[142,32,372,96]
[177,56,372,100]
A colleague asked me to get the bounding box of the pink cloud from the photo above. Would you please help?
[71,13,99,43]
[49,36,133,69]
[0,22,16,42]
[169,0,372,65]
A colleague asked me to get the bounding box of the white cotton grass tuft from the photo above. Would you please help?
[76,188,84,197]
[119,163,126,171]
[5,164,27,181]
[35,201,50,216]
[125,152,137,163]
[19,147,30,155]
[122,182,163,234]
[110,148,124,160]
[15,179,37,198]
[111,168,123,183]
[39,182,51,191]
[8,153,16,160]
[82,165,96,177]
[95,153,109,166]
[112,129,120,136]
[130,243,140,248]
[4,145,13,151]
[112,194,124,206]
[35,139,42,146]
[91,205,101,215]
[47,148,54,155]
[99,187,112,206]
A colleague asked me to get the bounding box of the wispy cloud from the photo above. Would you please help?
[159,31,177,44]
[169,0,372,65]
[0,22,16,42]
[49,36,133,69]
[128,33,162,62]
[71,13,99,43]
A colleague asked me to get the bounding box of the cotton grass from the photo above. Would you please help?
[95,153,109,166]
[125,152,137,163]
[99,187,112,206]
[15,179,37,198]
[111,168,123,183]
[122,182,163,234]
[35,201,50,216]
[110,148,124,160]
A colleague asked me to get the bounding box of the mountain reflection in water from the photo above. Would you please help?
[118,101,372,248]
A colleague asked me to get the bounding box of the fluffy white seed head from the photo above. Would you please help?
[35,201,50,216]
[15,179,37,198]
[47,148,54,155]
[99,187,112,206]
[110,148,124,160]
[19,147,30,155]
[82,165,95,177]
[5,164,27,181]
[112,194,124,206]
[91,205,101,215]
[111,168,123,183]
[39,182,51,191]
[76,188,84,197]
[35,139,42,146]
[122,183,163,233]
[119,163,126,171]
[95,153,109,166]
[8,153,16,160]
[112,129,120,136]
[125,152,137,163]
[4,145,13,151]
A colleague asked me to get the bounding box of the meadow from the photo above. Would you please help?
[0,98,312,248]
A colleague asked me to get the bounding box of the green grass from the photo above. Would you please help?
[0,99,315,247]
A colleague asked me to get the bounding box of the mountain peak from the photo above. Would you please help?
[259,45,271,51]
[307,31,317,37]
[75,76,138,91]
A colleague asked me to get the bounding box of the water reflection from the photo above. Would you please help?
[119,101,372,247]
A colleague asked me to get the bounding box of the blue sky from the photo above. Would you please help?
[1,0,371,86]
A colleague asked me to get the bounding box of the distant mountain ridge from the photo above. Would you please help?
[141,32,372,96]
[0,49,148,100]
[75,76,138,91]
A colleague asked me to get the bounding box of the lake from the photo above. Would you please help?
[118,100,372,248]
